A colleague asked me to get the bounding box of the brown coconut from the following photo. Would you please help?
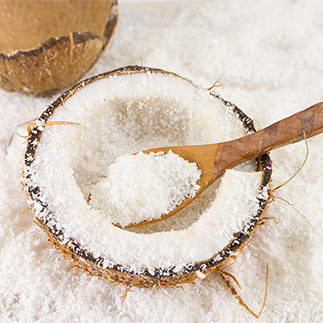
[0,0,118,96]
[24,66,272,288]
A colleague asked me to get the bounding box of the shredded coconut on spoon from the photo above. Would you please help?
[89,151,201,227]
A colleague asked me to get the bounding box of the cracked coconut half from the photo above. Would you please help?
[24,66,272,288]
[0,0,118,96]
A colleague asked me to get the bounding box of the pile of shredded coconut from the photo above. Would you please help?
[0,0,322,322]
[90,151,201,227]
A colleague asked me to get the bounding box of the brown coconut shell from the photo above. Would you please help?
[0,0,118,96]
[24,66,272,288]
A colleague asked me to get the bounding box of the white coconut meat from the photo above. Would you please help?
[26,72,263,272]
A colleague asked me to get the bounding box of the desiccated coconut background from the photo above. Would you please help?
[0,0,322,321]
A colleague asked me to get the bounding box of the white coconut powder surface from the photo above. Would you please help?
[0,0,322,322]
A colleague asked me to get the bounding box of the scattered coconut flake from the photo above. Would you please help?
[89,151,201,227]
[196,271,206,279]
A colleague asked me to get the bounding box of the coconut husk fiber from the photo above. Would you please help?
[0,0,118,96]
[24,66,272,288]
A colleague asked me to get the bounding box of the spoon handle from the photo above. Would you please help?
[214,102,323,172]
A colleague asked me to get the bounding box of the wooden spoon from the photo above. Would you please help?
[126,102,322,228]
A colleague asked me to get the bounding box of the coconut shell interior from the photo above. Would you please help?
[24,66,272,288]
[0,0,118,95]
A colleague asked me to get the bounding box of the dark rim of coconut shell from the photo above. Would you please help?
[24,65,272,282]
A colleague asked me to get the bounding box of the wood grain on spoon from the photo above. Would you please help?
[126,102,323,228]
